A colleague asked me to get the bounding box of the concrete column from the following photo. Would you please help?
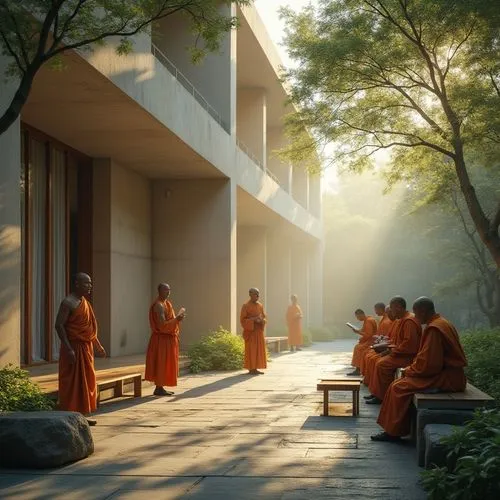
[152,178,237,348]
[0,58,21,367]
[229,3,237,136]
[308,174,322,219]
[308,240,324,327]
[291,243,309,327]
[237,226,267,318]
[266,228,292,334]
[292,166,309,209]
[267,126,292,191]
[236,88,267,167]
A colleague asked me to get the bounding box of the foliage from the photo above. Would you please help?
[420,409,500,500]
[188,327,245,373]
[281,0,500,268]
[310,326,348,341]
[461,329,500,404]
[0,364,54,412]
[0,0,251,134]
[302,329,312,347]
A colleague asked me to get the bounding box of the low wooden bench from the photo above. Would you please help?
[413,382,494,410]
[317,379,361,417]
[97,373,142,407]
[265,336,289,353]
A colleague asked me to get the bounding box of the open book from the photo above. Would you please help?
[346,322,357,330]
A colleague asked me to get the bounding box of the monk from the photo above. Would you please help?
[286,294,303,352]
[359,302,392,376]
[145,283,185,396]
[55,273,106,425]
[241,287,267,375]
[366,296,421,404]
[372,297,467,442]
[347,309,378,376]
[362,305,396,386]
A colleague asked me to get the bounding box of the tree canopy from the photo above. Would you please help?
[0,0,250,135]
[281,0,500,266]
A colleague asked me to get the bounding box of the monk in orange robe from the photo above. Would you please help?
[347,308,378,376]
[286,294,303,352]
[359,302,392,376]
[55,273,106,425]
[241,287,267,375]
[372,297,467,441]
[366,296,422,405]
[145,283,185,396]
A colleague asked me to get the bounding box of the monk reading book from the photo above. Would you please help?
[372,297,467,442]
[145,283,185,396]
[241,287,267,375]
[347,309,378,376]
[55,273,106,425]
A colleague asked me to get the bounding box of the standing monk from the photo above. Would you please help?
[286,294,303,352]
[347,309,378,376]
[145,283,185,396]
[372,297,467,442]
[366,296,421,405]
[55,273,106,425]
[241,287,267,375]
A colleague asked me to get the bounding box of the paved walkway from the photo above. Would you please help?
[0,341,426,499]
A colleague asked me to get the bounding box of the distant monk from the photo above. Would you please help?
[286,294,303,352]
[55,273,106,425]
[372,297,467,442]
[366,296,421,405]
[359,302,392,376]
[241,287,267,375]
[145,283,185,396]
[347,309,378,376]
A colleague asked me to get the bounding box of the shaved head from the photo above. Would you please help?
[389,296,407,319]
[158,283,171,300]
[73,272,92,297]
[249,287,260,303]
[374,302,386,316]
[413,296,436,324]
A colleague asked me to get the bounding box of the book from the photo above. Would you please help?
[346,322,357,330]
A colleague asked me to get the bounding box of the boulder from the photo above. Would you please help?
[0,411,94,469]
[424,423,455,469]
[416,409,474,466]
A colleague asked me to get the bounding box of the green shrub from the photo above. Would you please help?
[461,328,500,405]
[188,327,245,373]
[0,365,54,412]
[302,329,313,347]
[420,409,500,500]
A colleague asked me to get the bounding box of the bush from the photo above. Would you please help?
[0,365,55,412]
[461,328,500,405]
[188,327,245,373]
[420,409,500,500]
[302,329,313,347]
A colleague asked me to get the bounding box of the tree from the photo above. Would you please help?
[0,0,250,135]
[280,0,500,268]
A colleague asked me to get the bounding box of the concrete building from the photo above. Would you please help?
[0,4,323,367]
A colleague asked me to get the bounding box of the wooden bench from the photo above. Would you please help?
[97,373,142,407]
[265,336,289,353]
[413,382,494,410]
[317,379,361,417]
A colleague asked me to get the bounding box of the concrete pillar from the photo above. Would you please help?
[152,178,237,348]
[229,3,237,136]
[308,240,324,327]
[292,166,309,209]
[237,226,267,320]
[266,228,292,334]
[0,59,21,367]
[236,88,267,167]
[267,127,292,191]
[309,174,322,219]
[291,243,309,327]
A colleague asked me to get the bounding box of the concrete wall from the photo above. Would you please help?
[267,127,292,192]
[308,174,321,219]
[152,5,233,132]
[293,166,309,210]
[308,240,324,327]
[93,159,152,356]
[152,179,237,348]
[0,58,21,366]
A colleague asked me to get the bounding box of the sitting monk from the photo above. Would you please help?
[363,306,397,388]
[347,308,378,376]
[360,302,393,377]
[55,273,106,425]
[371,297,467,442]
[366,296,422,404]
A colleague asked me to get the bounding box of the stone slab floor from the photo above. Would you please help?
[0,341,426,500]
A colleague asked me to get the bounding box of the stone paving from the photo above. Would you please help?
[0,341,426,499]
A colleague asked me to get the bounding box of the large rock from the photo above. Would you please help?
[416,409,474,466]
[0,411,94,468]
[424,424,455,469]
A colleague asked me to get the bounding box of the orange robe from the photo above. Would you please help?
[369,312,421,400]
[360,314,394,376]
[286,304,303,346]
[363,319,399,386]
[241,301,267,370]
[351,316,378,369]
[145,298,180,387]
[58,297,100,414]
[378,314,467,436]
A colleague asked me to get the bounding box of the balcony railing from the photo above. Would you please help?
[151,43,230,133]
